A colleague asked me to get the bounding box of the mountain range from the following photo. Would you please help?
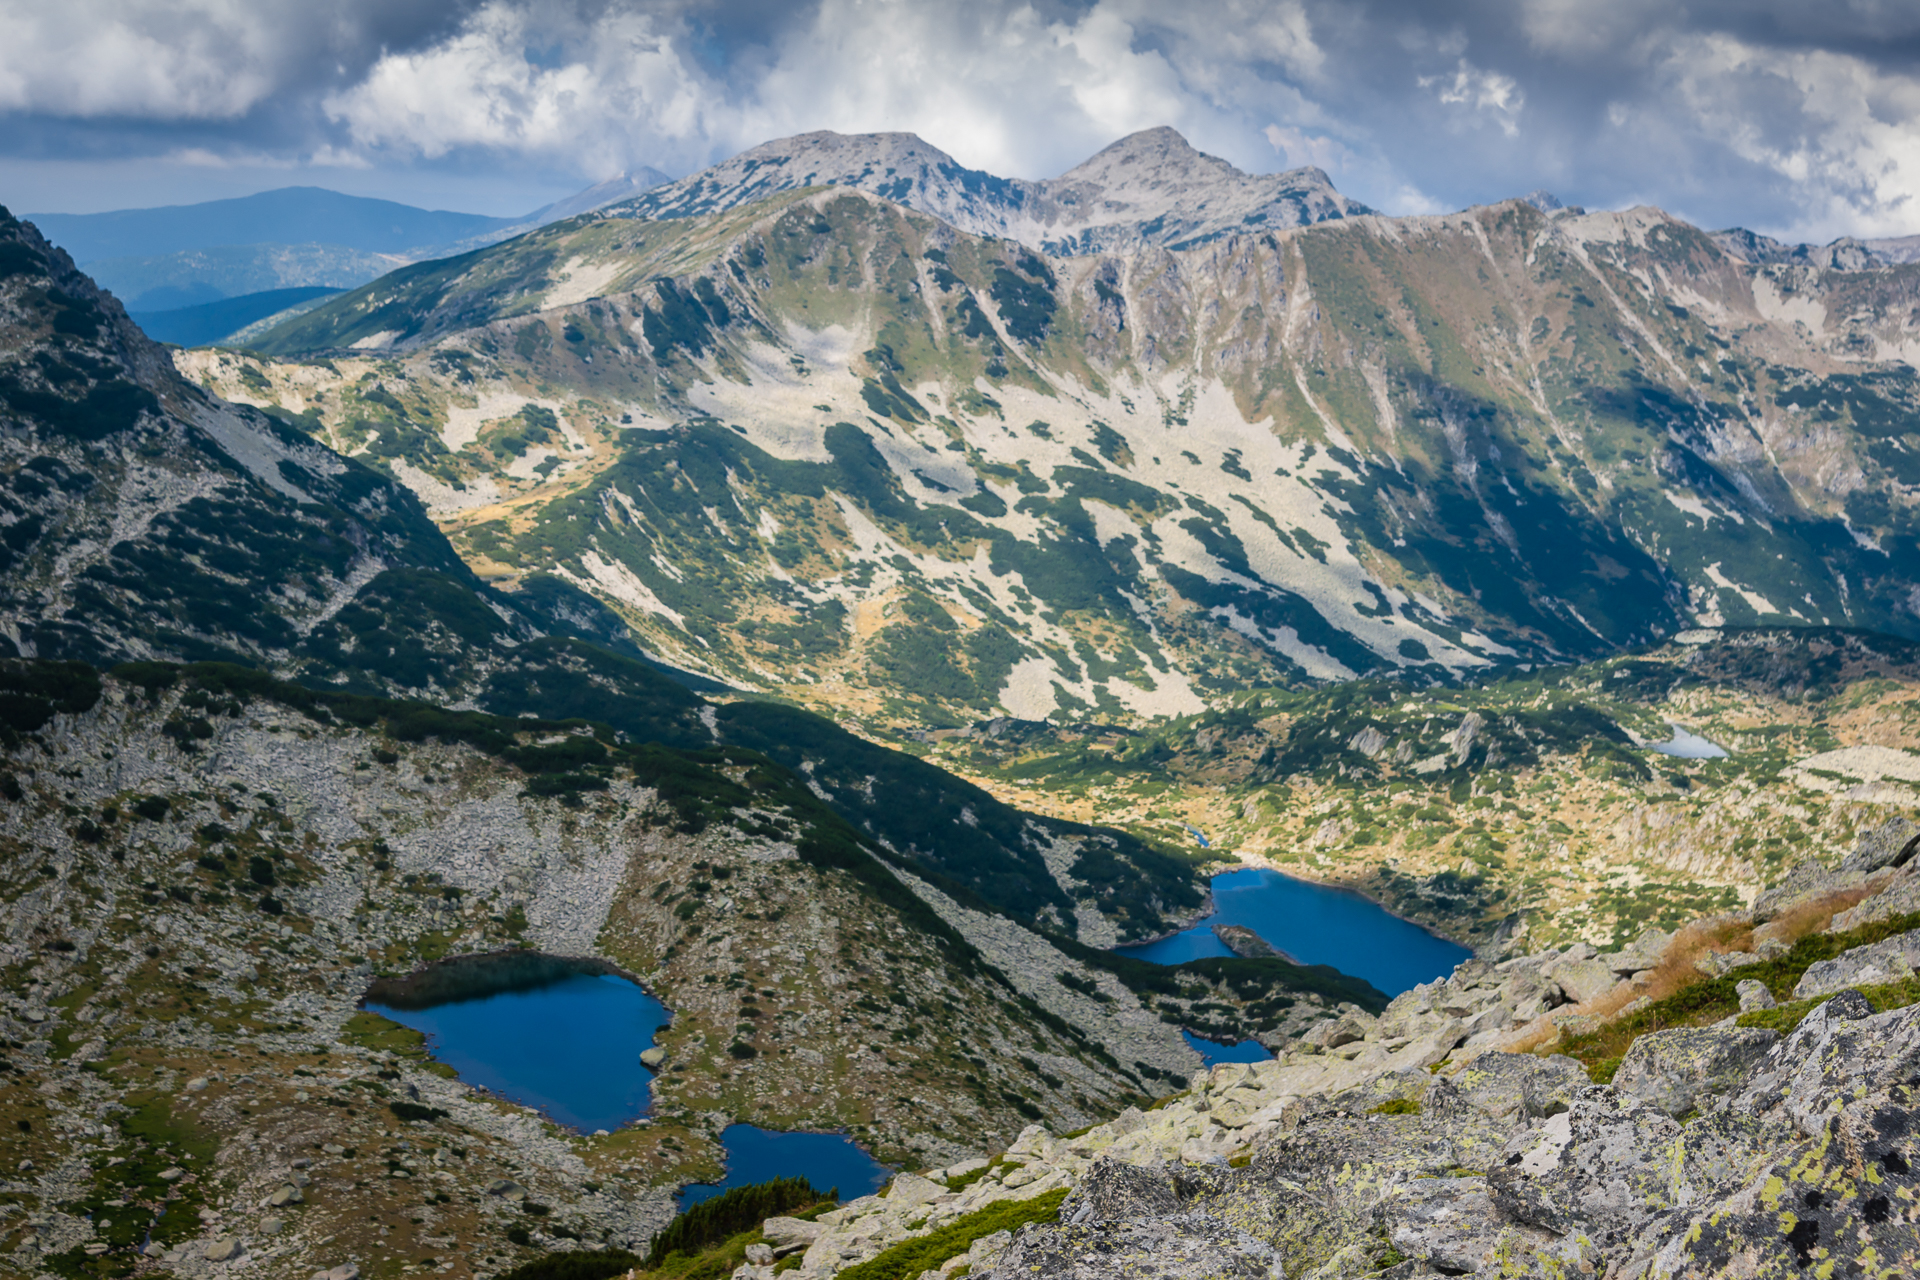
[7,124,1920,1280]
[166,126,1920,733]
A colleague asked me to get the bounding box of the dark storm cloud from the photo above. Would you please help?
[3,0,1918,238]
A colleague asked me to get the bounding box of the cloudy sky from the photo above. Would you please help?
[3,0,1917,241]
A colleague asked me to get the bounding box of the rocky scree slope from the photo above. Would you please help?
[0,202,1224,951]
[729,878,1920,1280]
[217,177,1920,728]
[600,127,1368,256]
[0,657,1284,1278]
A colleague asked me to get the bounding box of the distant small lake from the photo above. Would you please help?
[680,1125,891,1209]
[1649,724,1728,759]
[1181,1030,1270,1067]
[365,954,669,1133]
[1117,868,1472,996]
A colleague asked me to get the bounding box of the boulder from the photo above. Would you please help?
[984,1210,1284,1279]
[743,1243,774,1265]
[1301,1009,1373,1050]
[1058,1157,1178,1223]
[1840,815,1920,872]
[884,1172,943,1207]
[1644,1088,1920,1278]
[1734,995,1920,1137]
[639,1047,666,1068]
[1752,860,1871,921]
[1440,1052,1589,1126]
[1734,978,1775,1011]
[1610,1026,1780,1117]
[1487,1090,1689,1252]
[1384,1177,1540,1273]
[203,1238,240,1262]
[760,1217,822,1255]
[1612,921,1674,971]
[1544,957,1616,1005]
[1792,928,1920,1000]
[1830,865,1920,932]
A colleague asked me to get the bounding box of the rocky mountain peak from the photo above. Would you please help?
[605,125,1361,254]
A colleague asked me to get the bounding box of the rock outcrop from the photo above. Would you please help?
[776,994,1919,1279]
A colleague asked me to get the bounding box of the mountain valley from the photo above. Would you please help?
[8,121,1920,1279]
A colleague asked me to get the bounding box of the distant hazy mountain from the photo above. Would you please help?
[607,126,1368,252]
[30,173,676,313]
[24,187,522,264]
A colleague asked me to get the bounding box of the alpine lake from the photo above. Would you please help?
[364,869,1471,1191]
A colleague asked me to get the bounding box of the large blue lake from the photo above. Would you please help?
[367,970,670,1133]
[1118,867,1472,996]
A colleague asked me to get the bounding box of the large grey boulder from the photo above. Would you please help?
[1058,1157,1179,1223]
[983,1211,1285,1279]
[1382,1177,1535,1273]
[1644,1087,1920,1278]
[1605,926,1673,976]
[1487,1089,1695,1252]
[1435,1053,1589,1127]
[1543,957,1617,1005]
[1840,815,1920,872]
[1792,928,1920,1000]
[1609,1026,1780,1117]
[1734,994,1920,1136]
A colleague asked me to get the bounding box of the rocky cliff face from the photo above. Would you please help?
[603,127,1367,254]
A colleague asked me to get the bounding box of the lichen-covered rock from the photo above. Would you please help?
[1610,1026,1780,1117]
[1735,978,1775,1011]
[1839,815,1920,873]
[1057,1157,1179,1223]
[1545,957,1618,1005]
[1487,1090,1692,1251]
[1734,994,1920,1136]
[1791,928,1920,999]
[983,1211,1285,1279]
[1644,1086,1920,1278]
[1439,1052,1589,1127]
[1381,1176,1521,1272]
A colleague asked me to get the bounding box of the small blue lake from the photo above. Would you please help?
[1181,1030,1269,1067]
[1118,867,1472,996]
[680,1125,891,1209]
[367,967,669,1133]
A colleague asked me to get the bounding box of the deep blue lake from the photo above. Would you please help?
[680,1125,891,1209]
[1117,867,1472,996]
[367,971,670,1133]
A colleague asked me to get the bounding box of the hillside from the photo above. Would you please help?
[194,144,1920,734]
[0,201,1213,949]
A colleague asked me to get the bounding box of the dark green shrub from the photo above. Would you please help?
[498,1250,641,1280]
[645,1176,823,1267]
